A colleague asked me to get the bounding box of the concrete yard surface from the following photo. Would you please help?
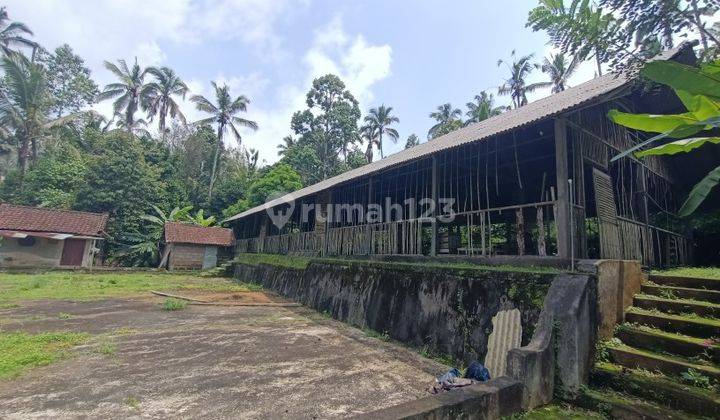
[0,295,446,418]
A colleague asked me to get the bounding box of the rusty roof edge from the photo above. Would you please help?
[224,43,695,224]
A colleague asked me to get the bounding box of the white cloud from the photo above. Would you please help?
[237,15,393,164]
[133,41,167,67]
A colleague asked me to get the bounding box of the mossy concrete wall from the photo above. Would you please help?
[234,259,556,363]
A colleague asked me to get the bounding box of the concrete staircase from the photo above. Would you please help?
[582,274,720,419]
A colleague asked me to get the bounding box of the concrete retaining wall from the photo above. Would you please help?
[235,260,556,363]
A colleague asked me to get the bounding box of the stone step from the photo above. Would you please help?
[625,308,720,339]
[592,362,720,418]
[578,387,703,420]
[649,274,720,291]
[633,295,720,318]
[642,284,720,304]
[609,344,720,382]
[616,324,719,363]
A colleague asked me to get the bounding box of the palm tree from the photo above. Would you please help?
[145,66,188,135]
[97,58,152,128]
[114,112,152,138]
[362,105,399,159]
[360,124,379,163]
[277,135,295,157]
[540,53,580,93]
[0,7,37,56]
[191,82,258,200]
[0,53,77,174]
[428,103,462,139]
[405,134,420,149]
[497,51,550,109]
[527,0,616,76]
[464,92,506,126]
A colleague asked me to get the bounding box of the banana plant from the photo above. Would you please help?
[609,59,720,217]
[187,209,216,227]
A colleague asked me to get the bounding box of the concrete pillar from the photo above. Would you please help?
[554,119,571,259]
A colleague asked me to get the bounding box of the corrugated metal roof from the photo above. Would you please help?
[225,44,691,223]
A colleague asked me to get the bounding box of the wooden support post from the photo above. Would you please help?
[516,208,525,256]
[258,218,269,253]
[537,206,546,256]
[431,155,438,256]
[555,118,572,259]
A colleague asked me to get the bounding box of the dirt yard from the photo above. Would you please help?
[0,273,446,418]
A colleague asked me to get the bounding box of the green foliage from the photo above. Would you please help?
[610,59,720,217]
[74,131,168,263]
[428,103,462,139]
[283,74,362,182]
[681,368,713,388]
[404,133,420,149]
[0,331,89,379]
[161,298,187,311]
[242,163,303,209]
[11,143,88,208]
[0,271,256,303]
[36,44,99,117]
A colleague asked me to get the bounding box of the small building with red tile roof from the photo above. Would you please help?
[160,222,234,270]
[0,204,108,268]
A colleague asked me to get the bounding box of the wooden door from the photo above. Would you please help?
[60,238,85,266]
[592,168,623,259]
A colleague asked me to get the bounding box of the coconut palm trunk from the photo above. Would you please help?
[208,124,224,201]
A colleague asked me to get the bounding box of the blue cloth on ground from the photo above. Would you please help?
[436,368,461,383]
[464,361,491,381]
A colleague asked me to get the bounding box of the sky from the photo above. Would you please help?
[6,0,599,165]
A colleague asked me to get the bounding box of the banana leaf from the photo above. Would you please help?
[643,61,720,100]
[676,90,720,120]
[679,165,720,217]
[611,116,720,162]
[635,137,720,158]
[608,109,698,134]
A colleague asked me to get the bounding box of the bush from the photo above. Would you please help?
[161,298,187,311]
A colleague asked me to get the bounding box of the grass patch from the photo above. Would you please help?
[96,340,118,356]
[234,253,563,275]
[124,395,140,409]
[161,298,187,311]
[233,253,311,270]
[0,272,256,304]
[652,266,720,280]
[506,403,604,419]
[0,303,20,309]
[57,312,72,320]
[0,331,88,379]
[362,327,390,341]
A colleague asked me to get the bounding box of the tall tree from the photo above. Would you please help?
[361,123,379,163]
[362,105,399,159]
[497,51,550,108]
[464,92,506,126]
[145,66,188,135]
[191,82,258,200]
[528,0,619,76]
[0,53,76,174]
[540,53,580,93]
[97,58,151,128]
[36,44,99,117]
[0,7,36,56]
[428,103,462,139]
[405,133,420,149]
[277,135,295,157]
[601,0,719,52]
[288,74,361,180]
